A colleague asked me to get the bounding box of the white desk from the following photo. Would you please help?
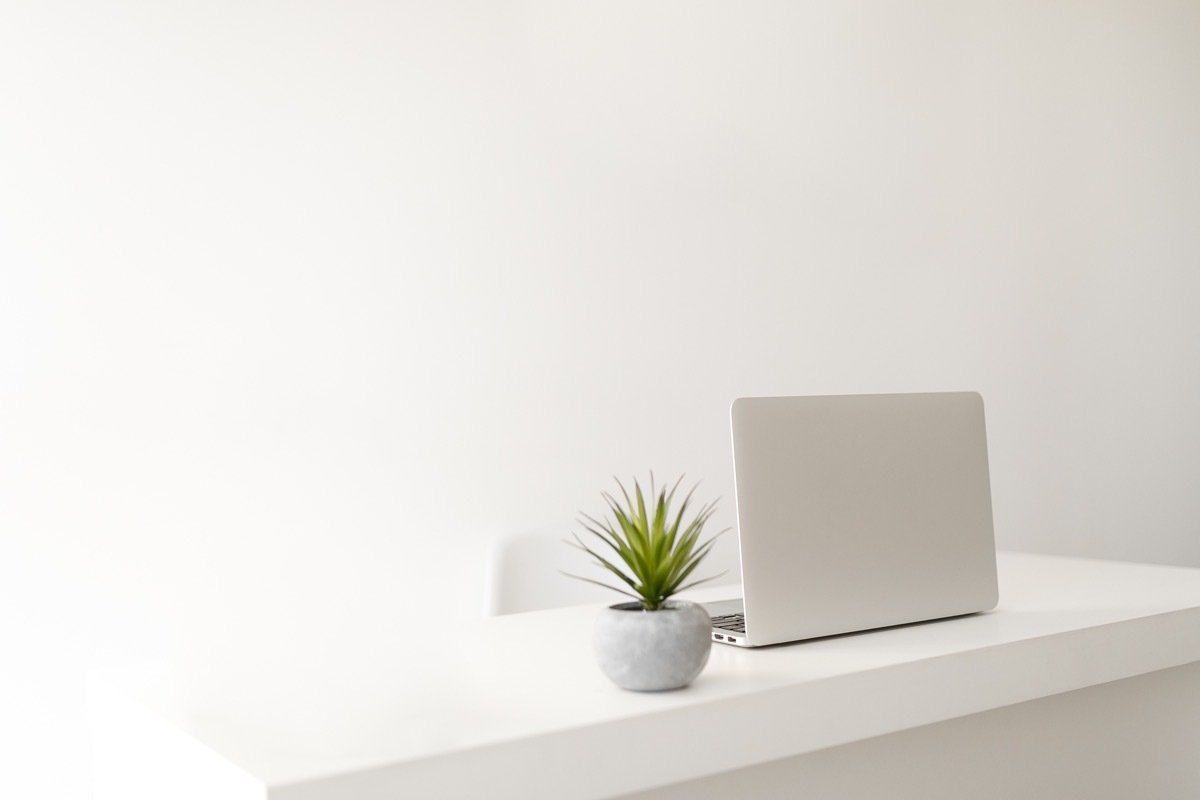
[89,552,1200,799]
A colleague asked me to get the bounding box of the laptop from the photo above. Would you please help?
[706,392,999,647]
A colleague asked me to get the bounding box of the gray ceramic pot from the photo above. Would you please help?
[593,600,712,691]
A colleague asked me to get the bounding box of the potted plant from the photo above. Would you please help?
[566,475,726,691]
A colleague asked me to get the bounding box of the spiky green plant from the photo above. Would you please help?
[565,475,726,611]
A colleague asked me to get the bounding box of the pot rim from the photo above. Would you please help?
[606,599,696,612]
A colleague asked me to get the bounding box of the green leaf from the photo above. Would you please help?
[569,535,644,595]
[564,475,723,609]
[559,571,641,601]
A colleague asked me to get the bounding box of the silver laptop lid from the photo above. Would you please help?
[731,392,998,646]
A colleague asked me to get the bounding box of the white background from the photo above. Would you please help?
[2,1,1198,795]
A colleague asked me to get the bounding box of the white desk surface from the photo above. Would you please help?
[90,552,1200,799]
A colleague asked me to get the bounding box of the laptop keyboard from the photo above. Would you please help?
[711,613,746,633]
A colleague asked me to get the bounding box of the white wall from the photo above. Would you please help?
[2,0,1198,742]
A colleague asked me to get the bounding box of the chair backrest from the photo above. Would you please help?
[483,532,621,616]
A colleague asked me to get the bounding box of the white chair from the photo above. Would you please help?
[483,532,623,616]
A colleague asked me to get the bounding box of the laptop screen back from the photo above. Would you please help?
[730,392,998,645]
